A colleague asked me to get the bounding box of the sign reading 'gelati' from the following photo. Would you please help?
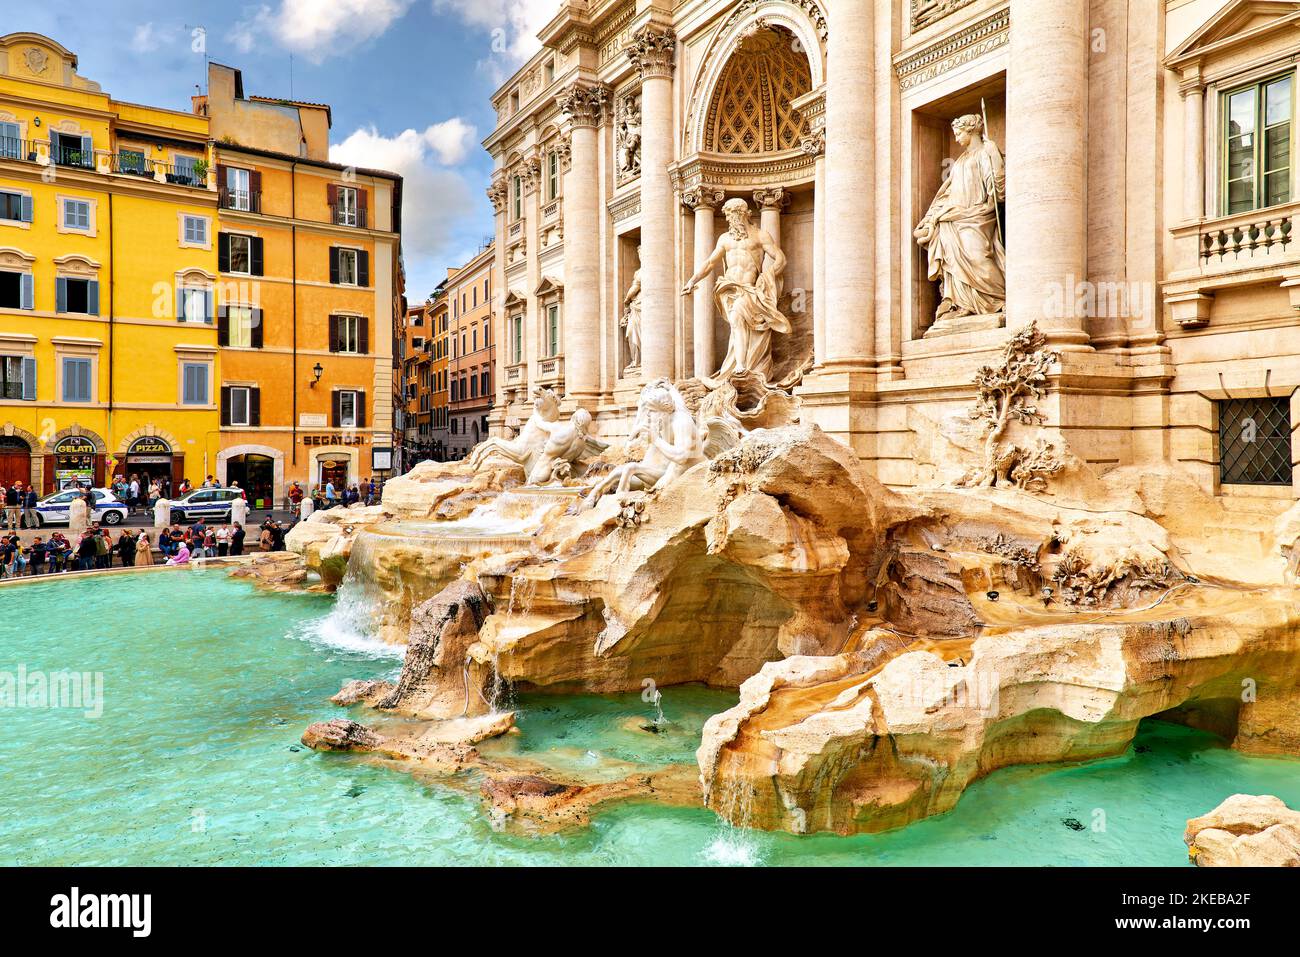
[53,436,97,456]
[127,436,172,455]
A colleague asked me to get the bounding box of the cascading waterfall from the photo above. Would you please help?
[704,766,763,866]
[296,532,402,660]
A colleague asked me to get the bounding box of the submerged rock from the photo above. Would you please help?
[1186,795,1300,867]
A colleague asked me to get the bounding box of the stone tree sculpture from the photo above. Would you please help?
[960,322,1065,490]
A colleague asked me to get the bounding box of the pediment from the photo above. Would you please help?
[534,275,564,298]
[502,288,527,308]
[1167,0,1300,68]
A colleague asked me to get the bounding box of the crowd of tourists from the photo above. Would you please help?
[290,478,382,516]
[0,516,294,579]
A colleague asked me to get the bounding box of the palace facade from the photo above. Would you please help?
[484,0,1300,511]
[195,63,404,504]
[0,32,219,494]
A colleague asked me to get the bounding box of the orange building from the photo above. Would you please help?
[444,245,494,459]
[193,63,402,504]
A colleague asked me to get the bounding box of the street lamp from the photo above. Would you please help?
[310,362,323,387]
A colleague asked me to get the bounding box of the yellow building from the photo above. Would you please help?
[0,33,220,495]
[194,63,403,505]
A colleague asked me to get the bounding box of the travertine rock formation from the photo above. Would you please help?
[1185,795,1300,867]
[286,413,1300,839]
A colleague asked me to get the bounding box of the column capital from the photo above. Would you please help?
[800,130,825,157]
[626,25,677,80]
[556,134,573,173]
[753,187,790,211]
[556,81,609,128]
[520,150,543,195]
[486,178,508,213]
[681,185,724,211]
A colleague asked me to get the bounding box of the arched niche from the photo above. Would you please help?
[686,1,827,155]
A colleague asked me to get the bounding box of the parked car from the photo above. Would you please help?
[34,488,127,527]
[168,487,244,524]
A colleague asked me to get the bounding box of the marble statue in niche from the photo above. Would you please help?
[682,197,789,385]
[616,92,641,183]
[914,113,1006,329]
[622,248,642,374]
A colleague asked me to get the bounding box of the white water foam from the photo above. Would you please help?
[288,580,405,662]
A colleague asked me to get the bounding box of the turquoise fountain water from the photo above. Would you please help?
[2,569,1297,866]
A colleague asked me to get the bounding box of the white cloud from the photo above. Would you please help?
[431,0,560,74]
[331,123,481,296]
[423,118,477,165]
[231,0,415,63]
[130,22,175,54]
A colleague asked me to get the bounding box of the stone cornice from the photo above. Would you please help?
[893,6,1009,92]
[670,149,815,194]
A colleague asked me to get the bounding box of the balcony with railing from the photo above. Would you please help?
[0,137,39,163]
[330,203,367,228]
[219,187,261,213]
[52,142,94,169]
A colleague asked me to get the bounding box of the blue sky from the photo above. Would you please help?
[11,0,561,299]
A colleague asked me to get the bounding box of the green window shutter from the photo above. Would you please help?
[55,277,67,313]
[19,273,33,310]
[87,280,99,315]
[20,194,33,223]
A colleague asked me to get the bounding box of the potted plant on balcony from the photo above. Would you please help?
[191,158,209,187]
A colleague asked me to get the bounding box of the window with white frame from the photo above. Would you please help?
[337,314,360,353]
[338,389,359,427]
[182,214,209,247]
[229,385,252,426]
[548,150,559,200]
[228,233,252,275]
[511,314,523,364]
[226,167,251,211]
[61,198,91,232]
[338,248,359,285]
[336,186,358,226]
[227,305,255,347]
[181,361,210,405]
[179,286,211,324]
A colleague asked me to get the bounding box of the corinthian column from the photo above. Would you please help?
[802,131,826,365]
[682,185,724,378]
[626,25,677,381]
[1005,0,1090,348]
[819,0,874,371]
[486,176,509,432]
[752,187,789,250]
[557,82,607,404]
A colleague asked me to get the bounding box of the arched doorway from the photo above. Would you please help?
[225,453,275,508]
[0,434,31,488]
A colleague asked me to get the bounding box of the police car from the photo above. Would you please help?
[34,488,128,527]
[168,487,245,524]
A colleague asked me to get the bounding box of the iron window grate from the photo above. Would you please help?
[1218,398,1293,486]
